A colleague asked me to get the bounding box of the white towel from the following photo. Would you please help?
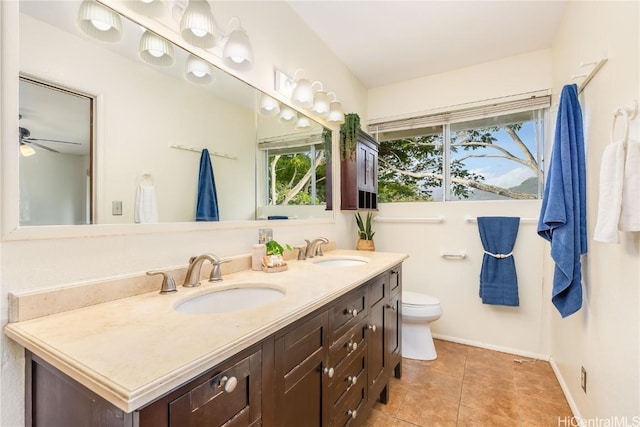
[593,140,625,243]
[620,139,640,231]
[134,183,159,223]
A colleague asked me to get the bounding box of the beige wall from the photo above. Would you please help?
[548,0,639,420]
[0,2,365,425]
[366,50,553,357]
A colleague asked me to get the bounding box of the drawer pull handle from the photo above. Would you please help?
[348,409,357,419]
[220,376,237,393]
[346,341,358,352]
[323,367,335,378]
[345,308,358,317]
[385,304,397,311]
[347,375,357,385]
[368,324,377,332]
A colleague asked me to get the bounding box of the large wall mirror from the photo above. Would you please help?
[12,0,332,230]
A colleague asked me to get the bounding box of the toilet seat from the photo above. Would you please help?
[403,291,440,306]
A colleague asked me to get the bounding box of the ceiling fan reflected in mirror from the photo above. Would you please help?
[18,115,82,157]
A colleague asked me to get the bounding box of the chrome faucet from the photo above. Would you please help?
[183,253,221,287]
[305,237,329,258]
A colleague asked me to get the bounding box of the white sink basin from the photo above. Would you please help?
[175,285,285,314]
[313,257,369,267]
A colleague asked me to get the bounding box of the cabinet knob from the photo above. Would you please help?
[219,376,237,393]
[368,324,377,332]
[350,308,358,317]
[346,341,358,352]
[385,304,397,311]
[348,409,357,419]
[347,375,357,385]
[323,367,335,378]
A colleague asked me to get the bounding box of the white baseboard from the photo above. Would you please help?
[432,333,550,361]
[549,356,581,420]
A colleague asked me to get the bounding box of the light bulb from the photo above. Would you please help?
[148,49,163,58]
[190,27,207,37]
[90,19,111,31]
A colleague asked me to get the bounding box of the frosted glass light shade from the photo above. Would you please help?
[185,55,213,84]
[180,0,216,48]
[77,0,123,42]
[139,31,175,66]
[223,28,253,71]
[279,107,297,124]
[295,117,311,129]
[20,144,36,157]
[312,90,330,117]
[125,0,164,17]
[291,78,314,109]
[328,100,345,124]
[259,94,280,116]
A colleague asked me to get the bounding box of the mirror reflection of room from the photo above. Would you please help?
[19,77,92,226]
[18,0,332,226]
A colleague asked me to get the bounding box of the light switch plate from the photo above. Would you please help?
[112,200,123,216]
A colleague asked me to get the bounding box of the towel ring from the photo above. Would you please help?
[610,108,629,143]
[137,172,154,186]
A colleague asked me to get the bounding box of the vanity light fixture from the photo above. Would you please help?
[311,82,330,118]
[327,92,345,125]
[180,0,216,49]
[125,0,164,17]
[19,143,36,157]
[259,94,280,116]
[291,70,314,109]
[139,30,175,66]
[223,17,253,71]
[278,106,297,124]
[77,0,123,42]
[185,55,214,84]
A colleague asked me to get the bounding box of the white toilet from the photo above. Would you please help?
[402,291,443,361]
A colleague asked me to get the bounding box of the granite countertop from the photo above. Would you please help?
[4,249,407,413]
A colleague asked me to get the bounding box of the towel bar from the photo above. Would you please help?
[373,216,445,223]
[464,216,537,223]
[440,252,467,260]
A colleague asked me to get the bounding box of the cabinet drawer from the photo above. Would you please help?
[389,266,402,295]
[329,318,366,373]
[330,371,366,427]
[330,287,367,341]
[328,345,366,407]
[169,350,260,427]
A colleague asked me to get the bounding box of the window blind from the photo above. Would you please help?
[369,94,551,141]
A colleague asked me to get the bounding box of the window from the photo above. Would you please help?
[372,95,549,202]
[260,130,330,206]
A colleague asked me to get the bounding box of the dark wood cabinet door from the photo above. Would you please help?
[275,311,330,427]
[367,296,385,393]
[385,293,402,378]
[340,130,379,210]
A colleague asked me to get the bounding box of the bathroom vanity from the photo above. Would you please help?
[5,250,406,426]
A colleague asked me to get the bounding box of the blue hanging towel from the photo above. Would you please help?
[477,216,520,307]
[537,84,587,318]
[195,148,220,221]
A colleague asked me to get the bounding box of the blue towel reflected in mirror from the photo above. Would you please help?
[196,148,219,221]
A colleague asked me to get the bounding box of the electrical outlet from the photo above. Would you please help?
[581,366,587,393]
[112,200,123,216]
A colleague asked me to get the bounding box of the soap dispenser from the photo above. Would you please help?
[252,232,267,271]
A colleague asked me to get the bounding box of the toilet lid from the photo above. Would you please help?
[403,291,440,306]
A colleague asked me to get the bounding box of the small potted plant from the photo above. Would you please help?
[355,212,375,251]
[262,240,292,272]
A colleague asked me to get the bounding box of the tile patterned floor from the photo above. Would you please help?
[364,339,573,427]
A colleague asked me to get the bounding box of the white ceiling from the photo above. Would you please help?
[288,1,568,88]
